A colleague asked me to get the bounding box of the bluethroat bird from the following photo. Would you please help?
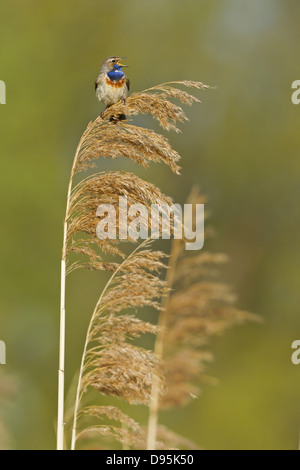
[95,56,130,121]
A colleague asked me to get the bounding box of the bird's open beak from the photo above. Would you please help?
[119,57,128,67]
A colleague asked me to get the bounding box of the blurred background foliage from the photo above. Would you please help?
[0,0,300,450]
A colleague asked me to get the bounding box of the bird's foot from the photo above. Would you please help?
[109,113,127,123]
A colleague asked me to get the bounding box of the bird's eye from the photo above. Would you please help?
[111,59,116,63]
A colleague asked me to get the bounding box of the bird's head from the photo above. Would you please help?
[100,56,128,73]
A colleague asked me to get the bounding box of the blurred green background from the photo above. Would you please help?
[1,0,300,450]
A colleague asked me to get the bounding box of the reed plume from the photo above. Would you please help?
[70,240,169,449]
[146,188,259,450]
[57,81,210,449]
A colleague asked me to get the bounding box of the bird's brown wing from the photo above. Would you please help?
[126,78,130,92]
[95,76,100,92]
[95,73,101,92]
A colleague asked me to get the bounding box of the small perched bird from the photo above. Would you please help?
[95,56,130,120]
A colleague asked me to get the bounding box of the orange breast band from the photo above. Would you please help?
[105,77,126,88]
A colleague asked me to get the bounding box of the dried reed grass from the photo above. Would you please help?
[70,240,167,449]
[58,81,209,450]
[58,78,257,450]
[146,188,259,450]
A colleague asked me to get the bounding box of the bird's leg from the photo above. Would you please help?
[100,105,110,119]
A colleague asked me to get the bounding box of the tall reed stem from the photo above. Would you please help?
[146,239,182,450]
[57,259,66,450]
[57,129,89,450]
[56,175,74,450]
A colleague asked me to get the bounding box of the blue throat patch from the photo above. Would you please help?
[107,65,124,81]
